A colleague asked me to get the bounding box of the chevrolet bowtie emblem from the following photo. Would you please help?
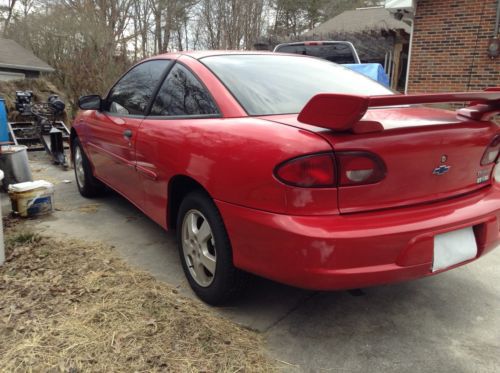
[433,165,451,175]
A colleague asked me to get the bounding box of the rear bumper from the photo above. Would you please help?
[216,186,500,290]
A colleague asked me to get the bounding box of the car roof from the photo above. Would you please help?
[151,50,292,60]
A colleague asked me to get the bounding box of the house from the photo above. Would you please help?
[301,7,411,90]
[388,0,500,93]
[0,38,54,80]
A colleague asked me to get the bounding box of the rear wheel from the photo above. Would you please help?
[176,191,247,305]
[72,137,104,198]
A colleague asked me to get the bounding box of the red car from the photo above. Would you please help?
[72,51,500,305]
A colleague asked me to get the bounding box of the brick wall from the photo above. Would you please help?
[408,0,499,93]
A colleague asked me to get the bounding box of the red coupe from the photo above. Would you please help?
[71,51,500,305]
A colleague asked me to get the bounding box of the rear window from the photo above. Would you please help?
[275,43,357,64]
[202,54,393,116]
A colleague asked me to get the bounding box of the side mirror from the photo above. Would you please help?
[78,95,102,111]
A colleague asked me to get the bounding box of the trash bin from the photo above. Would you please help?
[0,145,33,191]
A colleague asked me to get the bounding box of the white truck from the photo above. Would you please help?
[273,41,390,87]
[273,41,361,64]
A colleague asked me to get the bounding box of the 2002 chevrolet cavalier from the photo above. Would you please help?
[71,51,500,305]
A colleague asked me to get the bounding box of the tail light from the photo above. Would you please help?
[337,152,386,186]
[494,161,500,183]
[275,151,386,188]
[481,135,500,165]
[275,153,336,187]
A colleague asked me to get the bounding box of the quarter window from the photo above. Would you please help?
[150,64,218,116]
[105,60,170,115]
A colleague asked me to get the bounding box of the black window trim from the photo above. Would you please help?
[145,113,222,120]
[103,58,174,118]
[145,60,222,120]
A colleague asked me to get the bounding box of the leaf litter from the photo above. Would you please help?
[0,228,278,372]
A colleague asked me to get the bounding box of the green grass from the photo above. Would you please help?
[5,231,41,246]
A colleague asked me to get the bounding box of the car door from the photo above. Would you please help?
[85,59,171,205]
[135,62,221,226]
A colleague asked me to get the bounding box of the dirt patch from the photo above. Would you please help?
[78,203,100,214]
[0,229,278,372]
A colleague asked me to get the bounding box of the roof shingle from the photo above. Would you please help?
[0,38,54,73]
[303,7,411,36]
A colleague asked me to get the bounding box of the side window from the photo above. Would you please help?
[150,63,219,116]
[105,60,170,115]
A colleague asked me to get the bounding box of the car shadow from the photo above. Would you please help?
[100,190,499,341]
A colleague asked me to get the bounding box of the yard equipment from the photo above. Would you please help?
[9,91,70,168]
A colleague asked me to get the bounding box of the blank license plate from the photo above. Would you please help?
[433,227,478,272]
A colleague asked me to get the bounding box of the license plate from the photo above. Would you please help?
[433,227,478,272]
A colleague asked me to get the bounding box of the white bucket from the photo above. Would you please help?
[8,180,54,218]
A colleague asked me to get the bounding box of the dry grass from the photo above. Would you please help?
[0,229,278,372]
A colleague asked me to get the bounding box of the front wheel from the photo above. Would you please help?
[176,191,247,305]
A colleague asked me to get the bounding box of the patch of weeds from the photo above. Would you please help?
[5,231,41,247]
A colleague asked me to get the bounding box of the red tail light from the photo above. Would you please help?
[481,135,500,165]
[275,153,336,187]
[275,151,386,188]
[337,151,386,186]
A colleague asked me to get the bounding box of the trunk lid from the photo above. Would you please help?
[261,107,498,213]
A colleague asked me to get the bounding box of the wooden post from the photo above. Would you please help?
[391,41,403,90]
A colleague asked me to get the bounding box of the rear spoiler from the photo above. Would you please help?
[297,88,500,133]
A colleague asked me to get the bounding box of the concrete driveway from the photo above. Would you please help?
[3,152,499,372]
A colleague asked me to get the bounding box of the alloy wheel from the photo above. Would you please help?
[181,209,217,287]
[74,145,85,188]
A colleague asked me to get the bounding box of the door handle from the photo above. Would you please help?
[123,129,133,140]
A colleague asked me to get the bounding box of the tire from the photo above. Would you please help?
[72,137,104,198]
[176,191,247,305]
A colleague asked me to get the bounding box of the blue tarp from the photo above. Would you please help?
[344,63,390,87]
[0,98,10,142]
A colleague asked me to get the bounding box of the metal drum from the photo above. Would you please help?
[0,145,33,190]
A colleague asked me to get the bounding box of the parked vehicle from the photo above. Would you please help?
[273,41,361,64]
[273,40,390,86]
[72,51,500,305]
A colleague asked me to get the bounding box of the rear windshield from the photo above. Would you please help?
[275,43,357,64]
[202,54,393,116]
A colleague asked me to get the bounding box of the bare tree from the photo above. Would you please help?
[2,0,385,116]
[19,0,35,18]
[1,0,18,34]
[6,1,133,111]
[196,0,264,49]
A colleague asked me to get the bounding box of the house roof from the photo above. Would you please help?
[0,38,54,73]
[303,7,411,36]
